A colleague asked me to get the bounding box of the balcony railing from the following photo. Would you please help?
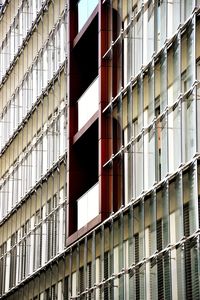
[77,76,99,131]
[77,182,99,230]
[77,0,98,32]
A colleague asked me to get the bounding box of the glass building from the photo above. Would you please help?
[0,0,200,299]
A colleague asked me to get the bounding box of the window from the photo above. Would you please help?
[34,210,42,270]
[47,197,58,260]
[156,219,164,299]
[9,233,17,288]
[77,0,98,32]
[64,276,69,300]
[0,242,7,295]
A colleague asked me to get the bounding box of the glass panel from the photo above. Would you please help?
[168,105,181,173]
[190,238,200,299]
[187,21,195,89]
[150,192,157,255]
[176,245,186,299]
[148,63,155,123]
[160,49,168,112]
[134,11,143,75]
[146,1,154,63]
[182,93,196,162]
[128,205,134,298]
[150,257,158,300]
[173,38,181,102]
[168,0,181,36]
[160,114,168,180]
[160,0,167,46]
[113,96,122,154]
[78,0,98,32]
[163,251,172,299]
[133,134,143,197]
[169,174,183,244]
[183,163,199,235]
[147,125,155,189]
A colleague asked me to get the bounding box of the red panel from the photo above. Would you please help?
[98,2,113,219]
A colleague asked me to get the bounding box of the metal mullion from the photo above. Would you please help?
[19,205,23,281]
[50,263,53,300]
[193,14,198,155]
[22,279,25,300]
[109,218,114,300]
[119,211,124,299]
[84,237,88,295]
[52,171,55,257]
[62,253,66,300]
[128,204,134,298]
[76,243,80,297]
[44,260,47,298]
[45,177,49,264]
[69,249,72,299]
[32,272,35,300]
[56,255,59,300]
[58,70,61,158]
[34,190,38,271]
[91,230,96,299]
[38,265,41,299]
[100,224,105,299]
[40,183,43,268]
[15,205,18,287]
[57,165,61,253]
[63,149,67,247]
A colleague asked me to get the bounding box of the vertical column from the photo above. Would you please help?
[99,1,113,219]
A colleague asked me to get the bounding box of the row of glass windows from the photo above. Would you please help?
[0,187,66,296]
[1,161,200,299]
[0,18,66,152]
[110,17,197,107]
[123,89,198,201]
[104,16,200,202]
[106,0,200,83]
[0,0,44,82]
[0,108,66,222]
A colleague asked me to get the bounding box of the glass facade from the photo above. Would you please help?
[0,0,200,299]
[0,160,199,299]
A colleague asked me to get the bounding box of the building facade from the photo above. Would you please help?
[0,0,200,299]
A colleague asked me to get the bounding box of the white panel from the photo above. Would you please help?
[77,192,87,229]
[77,182,99,229]
[87,183,99,222]
[78,77,99,130]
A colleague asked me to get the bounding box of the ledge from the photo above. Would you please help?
[73,111,98,144]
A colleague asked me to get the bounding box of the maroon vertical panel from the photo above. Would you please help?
[99,2,113,220]
[67,0,79,237]
[67,1,100,239]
